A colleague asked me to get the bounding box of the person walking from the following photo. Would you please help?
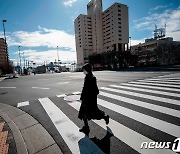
[78,63,109,135]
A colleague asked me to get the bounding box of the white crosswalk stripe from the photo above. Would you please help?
[69,101,175,154]
[120,83,180,93]
[18,73,180,154]
[100,87,180,106]
[99,90,180,118]
[38,97,104,154]
[129,81,180,88]
[97,98,180,137]
[110,85,180,97]
[144,78,180,81]
[138,80,180,85]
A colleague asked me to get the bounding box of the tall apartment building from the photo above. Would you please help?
[74,0,129,65]
[0,38,8,66]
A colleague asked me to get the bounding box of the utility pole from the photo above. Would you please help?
[129,37,131,51]
[18,46,22,74]
[23,52,25,69]
[57,46,60,66]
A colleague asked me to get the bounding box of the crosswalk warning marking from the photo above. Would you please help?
[38,97,104,154]
[69,101,175,154]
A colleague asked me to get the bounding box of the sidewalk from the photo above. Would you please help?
[0,77,6,82]
[0,103,63,154]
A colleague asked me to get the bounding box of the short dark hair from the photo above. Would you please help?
[82,63,92,73]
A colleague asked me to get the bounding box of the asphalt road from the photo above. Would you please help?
[0,71,180,154]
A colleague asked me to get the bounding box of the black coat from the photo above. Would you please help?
[78,73,104,120]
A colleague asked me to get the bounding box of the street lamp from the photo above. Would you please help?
[2,20,9,72]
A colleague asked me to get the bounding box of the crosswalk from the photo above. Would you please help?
[17,73,180,154]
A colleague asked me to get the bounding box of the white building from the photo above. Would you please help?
[74,0,129,65]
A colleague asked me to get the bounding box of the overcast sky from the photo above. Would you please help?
[0,0,179,64]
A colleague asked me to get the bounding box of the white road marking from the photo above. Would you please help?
[129,81,180,88]
[121,83,180,93]
[56,94,67,98]
[101,87,180,107]
[97,98,180,137]
[32,87,50,90]
[110,85,180,98]
[138,80,180,85]
[99,90,180,118]
[17,101,29,108]
[72,91,81,95]
[58,82,69,85]
[69,101,175,154]
[0,87,16,89]
[69,76,83,78]
[38,79,49,80]
[38,98,104,154]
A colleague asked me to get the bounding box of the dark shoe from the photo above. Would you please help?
[79,126,90,135]
[104,115,109,125]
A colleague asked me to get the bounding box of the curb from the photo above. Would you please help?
[0,103,63,154]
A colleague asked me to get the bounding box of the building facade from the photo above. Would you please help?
[74,0,129,65]
[0,38,8,67]
[131,37,180,66]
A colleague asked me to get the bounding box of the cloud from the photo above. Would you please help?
[131,39,144,46]
[133,6,180,41]
[7,26,76,51]
[1,26,77,64]
[13,49,76,65]
[150,4,170,11]
[63,0,80,7]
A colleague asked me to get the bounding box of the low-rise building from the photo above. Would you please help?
[131,37,180,66]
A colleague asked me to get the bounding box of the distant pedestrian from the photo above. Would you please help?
[78,63,109,135]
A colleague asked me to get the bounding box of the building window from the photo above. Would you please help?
[118,18,121,20]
